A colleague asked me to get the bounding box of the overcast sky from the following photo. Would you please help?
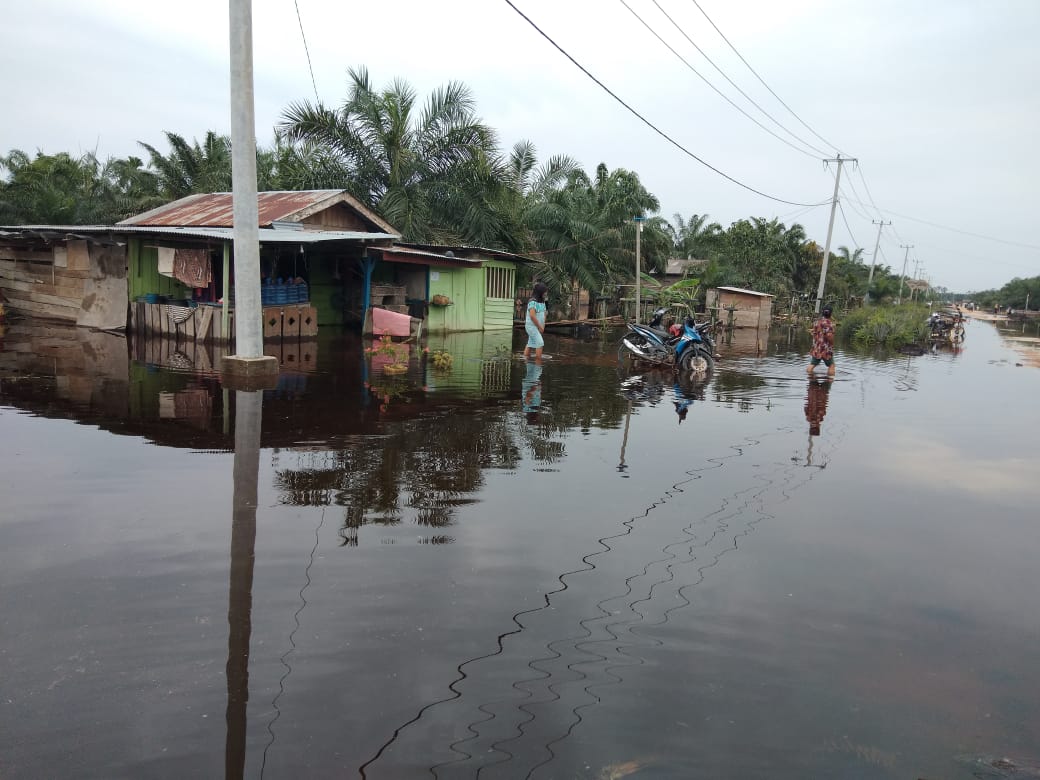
[3,0,1038,292]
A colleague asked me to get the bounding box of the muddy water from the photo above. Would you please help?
[1,318,1038,779]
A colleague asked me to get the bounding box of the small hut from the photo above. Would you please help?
[707,286,774,329]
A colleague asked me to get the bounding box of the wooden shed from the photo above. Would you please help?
[707,286,774,329]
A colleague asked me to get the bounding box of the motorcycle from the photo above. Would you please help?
[621,307,717,376]
[926,310,965,343]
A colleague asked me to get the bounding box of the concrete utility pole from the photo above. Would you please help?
[633,216,645,324]
[865,219,890,304]
[814,154,857,314]
[223,0,277,377]
[898,244,914,303]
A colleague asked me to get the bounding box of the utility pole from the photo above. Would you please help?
[814,154,856,314]
[633,216,645,324]
[865,219,890,304]
[898,244,913,303]
[223,0,277,377]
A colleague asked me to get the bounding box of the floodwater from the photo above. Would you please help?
[1,317,1038,779]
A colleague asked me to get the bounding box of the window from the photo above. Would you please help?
[485,266,514,299]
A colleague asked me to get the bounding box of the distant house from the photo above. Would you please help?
[706,286,774,329]
[1,190,532,341]
[661,257,708,285]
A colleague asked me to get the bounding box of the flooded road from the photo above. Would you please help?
[1,317,1038,779]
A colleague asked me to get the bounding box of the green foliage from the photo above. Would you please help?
[430,349,453,370]
[837,304,930,346]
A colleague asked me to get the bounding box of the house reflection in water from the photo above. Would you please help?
[0,324,531,549]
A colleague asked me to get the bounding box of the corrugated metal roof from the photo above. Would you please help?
[118,191,339,227]
[117,190,400,236]
[374,246,483,266]
[1,225,396,244]
[395,242,534,264]
[716,286,774,298]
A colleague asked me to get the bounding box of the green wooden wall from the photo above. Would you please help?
[127,239,192,301]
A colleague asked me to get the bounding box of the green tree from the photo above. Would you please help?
[139,131,234,199]
[280,66,500,243]
[0,149,160,224]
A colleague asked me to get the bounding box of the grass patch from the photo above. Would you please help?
[836,305,930,346]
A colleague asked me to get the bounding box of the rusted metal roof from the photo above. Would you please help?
[117,190,399,235]
[1,225,396,244]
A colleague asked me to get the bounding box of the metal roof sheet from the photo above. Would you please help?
[715,286,774,298]
[1,225,397,244]
[117,190,400,235]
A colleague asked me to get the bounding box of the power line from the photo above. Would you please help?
[877,208,1040,251]
[837,201,860,248]
[502,0,828,208]
[642,0,830,157]
[617,0,820,159]
[687,0,843,154]
[293,0,320,102]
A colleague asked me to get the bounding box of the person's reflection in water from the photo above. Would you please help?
[804,378,832,467]
[521,360,543,423]
[805,378,832,435]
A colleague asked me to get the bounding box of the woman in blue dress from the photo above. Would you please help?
[523,282,548,363]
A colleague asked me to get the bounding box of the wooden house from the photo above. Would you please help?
[364,243,529,334]
[1,191,531,343]
[706,286,774,329]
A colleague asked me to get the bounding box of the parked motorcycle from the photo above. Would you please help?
[927,310,965,343]
[621,307,717,376]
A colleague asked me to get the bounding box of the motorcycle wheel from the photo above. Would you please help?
[680,348,714,377]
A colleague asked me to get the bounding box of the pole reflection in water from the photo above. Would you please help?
[226,390,262,780]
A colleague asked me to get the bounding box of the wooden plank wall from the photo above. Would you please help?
[129,302,318,343]
[0,245,89,323]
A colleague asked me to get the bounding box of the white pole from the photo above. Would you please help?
[865,219,889,304]
[228,0,263,359]
[898,244,913,303]
[634,217,643,324]
[814,155,854,314]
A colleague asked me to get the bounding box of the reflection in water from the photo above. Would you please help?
[4,323,1035,778]
[361,408,852,777]
[804,379,832,467]
[226,391,262,780]
[521,360,543,420]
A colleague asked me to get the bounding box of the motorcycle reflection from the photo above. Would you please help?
[619,368,706,425]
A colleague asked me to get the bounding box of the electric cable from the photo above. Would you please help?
[502,0,829,208]
[617,0,823,159]
[837,201,860,248]
[293,0,320,102]
[647,0,831,157]
[688,0,844,154]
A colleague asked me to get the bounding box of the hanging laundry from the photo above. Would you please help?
[173,248,212,288]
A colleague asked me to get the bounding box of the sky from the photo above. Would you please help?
[2,0,1038,293]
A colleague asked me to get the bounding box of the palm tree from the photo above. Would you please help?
[524,163,664,314]
[139,131,233,199]
[667,212,722,259]
[280,66,500,243]
[836,245,865,264]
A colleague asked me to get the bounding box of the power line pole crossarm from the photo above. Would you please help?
[814,154,857,314]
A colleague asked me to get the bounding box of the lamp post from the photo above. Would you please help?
[633,216,645,324]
